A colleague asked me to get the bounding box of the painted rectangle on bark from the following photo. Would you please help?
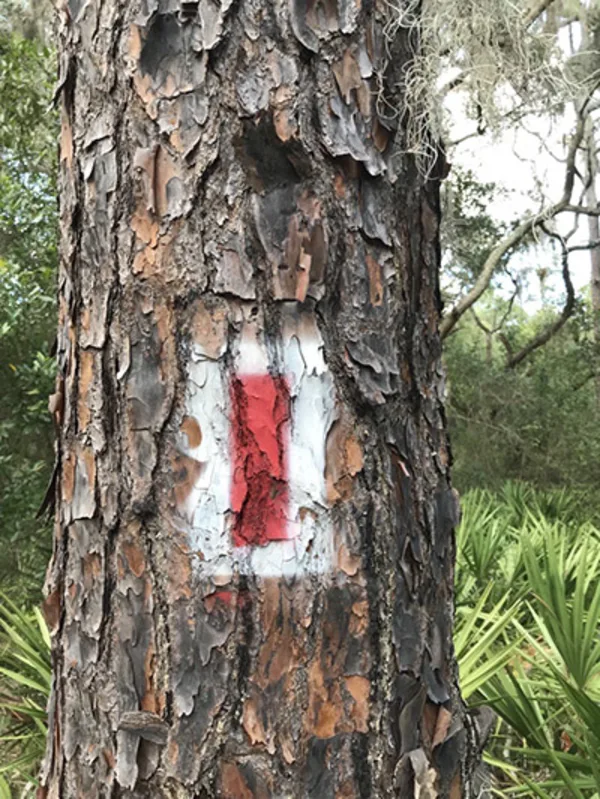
[229,373,291,547]
[179,315,337,577]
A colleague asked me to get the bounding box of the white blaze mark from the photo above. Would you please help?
[178,308,336,578]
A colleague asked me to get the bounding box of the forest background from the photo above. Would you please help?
[2,0,600,796]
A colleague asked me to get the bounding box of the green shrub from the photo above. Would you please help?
[455,483,600,797]
[0,595,50,795]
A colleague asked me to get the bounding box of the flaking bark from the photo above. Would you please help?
[42,0,479,796]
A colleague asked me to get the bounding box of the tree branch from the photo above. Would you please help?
[440,105,587,340]
[567,239,600,252]
[563,203,600,215]
[470,308,491,335]
[505,233,575,368]
[524,0,557,28]
[573,370,599,392]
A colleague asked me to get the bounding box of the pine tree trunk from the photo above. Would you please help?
[42,1,479,796]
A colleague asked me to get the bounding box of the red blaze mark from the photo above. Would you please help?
[204,590,253,611]
[230,374,291,547]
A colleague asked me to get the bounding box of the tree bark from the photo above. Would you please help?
[42,1,478,796]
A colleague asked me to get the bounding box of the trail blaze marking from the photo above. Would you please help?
[179,315,336,578]
[230,374,291,547]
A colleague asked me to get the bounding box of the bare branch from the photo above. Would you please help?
[470,308,491,335]
[567,239,600,253]
[505,233,576,368]
[471,285,518,337]
[447,103,530,147]
[573,371,599,391]
[496,288,519,331]
[563,203,600,215]
[498,331,512,358]
[524,0,557,29]
[440,104,587,340]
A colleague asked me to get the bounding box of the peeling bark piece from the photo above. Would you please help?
[220,760,272,799]
[191,298,228,359]
[161,88,209,157]
[321,94,386,176]
[325,415,363,503]
[409,748,439,799]
[133,144,184,220]
[433,707,453,749]
[61,115,74,166]
[255,187,328,301]
[360,178,393,246]
[91,147,117,213]
[291,0,358,52]
[290,0,319,52]
[213,246,255,300]
[220,761,254,799]
[305,734,367,798]
[42,589,62,635]
[71,448,96,520]
[236,64,270,116]
[333,49,363,104]
[365,253,384,306]
[118,711,169,744]
[181,416,202,448]
[346,334,400,403]
[199,0,234,50]
[127,338,164,422]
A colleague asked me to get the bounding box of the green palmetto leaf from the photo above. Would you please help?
[0,699,47,719]
[0,750,43,774]
[0,593,50,790]
[0,667,48,696]
[554,676,600,751]
[479,663,552,750]
[492,746,600,798]
[454,487,600,797]
[521,523,600,693]
[456,491,510,587]
[455,583,522,700]
[0,774,11,799]
[34,608,50,651]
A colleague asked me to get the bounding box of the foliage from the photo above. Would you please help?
[0,21,56,792]
[441,167,511,297]
[445,299,600,495]
[0,595,50,796]
[0,20,57,601]
[455,484,600,797]
[0,1,54,43]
